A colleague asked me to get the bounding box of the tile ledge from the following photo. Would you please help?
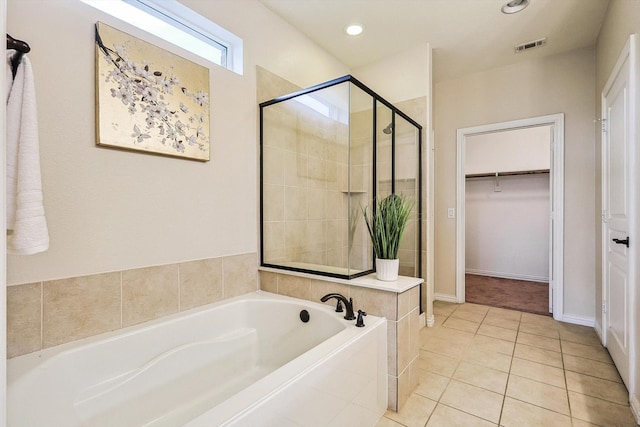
[259,267,422,293]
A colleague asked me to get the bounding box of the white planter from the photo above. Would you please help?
[376,258,399,281]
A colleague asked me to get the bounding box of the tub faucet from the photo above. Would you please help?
[320,293,355,320]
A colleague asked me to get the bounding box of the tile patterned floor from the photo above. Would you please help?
[376,301,639,427]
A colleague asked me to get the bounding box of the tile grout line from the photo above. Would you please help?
[497,311,520,427]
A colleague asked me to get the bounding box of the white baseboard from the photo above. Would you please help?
[630,394,640,425]
[465,269,548,283]
[594,320,605,344]
[434,293,458,303]
[560,313,595,327]
[426,315,435,327]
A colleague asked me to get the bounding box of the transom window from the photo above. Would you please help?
[81,0,243,75]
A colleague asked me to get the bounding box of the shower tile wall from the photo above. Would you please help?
[7,252,258,358]
[261,81,373,273]
[262,101,351,268]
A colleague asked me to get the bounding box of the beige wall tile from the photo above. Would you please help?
[350,286,397,320]
[387,375,398,412]
[259,271,278,294]
[388,321,398,377]
[223,253,258,298]
[122,265,179,327]
[398,289,411,319]
[7,283,42,358]
[179,258,223,311]
[262,184,284,221]
[44,272,121,348]
[410,309,420,361]
[277,274,310,300]
[397,361,417,413]
[309,279,349,307]
[397,314,411,373]
[409,286,420,311]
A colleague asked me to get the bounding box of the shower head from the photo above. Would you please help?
[382,123,393,134]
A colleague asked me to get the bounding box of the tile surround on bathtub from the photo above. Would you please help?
[44,272,122,347]
[7,282,42,358]
[179,257,223,310]
[258,269,423,412]
[122,264,179,327]
[7,252,258,358]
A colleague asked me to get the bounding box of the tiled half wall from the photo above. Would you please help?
[7,253,258,358]
[260,270,421,412]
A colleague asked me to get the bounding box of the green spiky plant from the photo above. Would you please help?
[362,194,414,260]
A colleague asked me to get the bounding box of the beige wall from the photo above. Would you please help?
[434,47,596,319]
[594,0,640,414]
[6,0,349,286]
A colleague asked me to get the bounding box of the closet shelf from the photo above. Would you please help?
[465,169,549,179]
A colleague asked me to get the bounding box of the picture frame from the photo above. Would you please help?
[95,22,211,161]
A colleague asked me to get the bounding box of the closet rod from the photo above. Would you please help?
[465,169,550,179]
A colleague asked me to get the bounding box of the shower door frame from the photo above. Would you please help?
[259,74,422,281]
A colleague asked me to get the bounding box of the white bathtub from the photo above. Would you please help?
[8,291,387,426]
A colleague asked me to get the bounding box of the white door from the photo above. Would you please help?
[548,127,554,313]
[602,37,635,390]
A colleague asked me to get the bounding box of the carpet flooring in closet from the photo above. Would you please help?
[465,274,550,316]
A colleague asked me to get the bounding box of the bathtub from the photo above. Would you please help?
[8,291,387,426]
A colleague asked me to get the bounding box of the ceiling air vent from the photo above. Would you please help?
[514,37,547,53]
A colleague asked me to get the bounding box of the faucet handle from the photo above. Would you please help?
[335,299,344,313]
[356,309,367,327]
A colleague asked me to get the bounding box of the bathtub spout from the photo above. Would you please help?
[320,293,355,320]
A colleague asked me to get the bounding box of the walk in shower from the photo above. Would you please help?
[260,75,421,280]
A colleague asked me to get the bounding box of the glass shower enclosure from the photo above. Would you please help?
[260,75,421,280]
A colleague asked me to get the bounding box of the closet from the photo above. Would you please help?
[464,126,551,313]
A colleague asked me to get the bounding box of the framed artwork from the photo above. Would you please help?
[95,22,210,161]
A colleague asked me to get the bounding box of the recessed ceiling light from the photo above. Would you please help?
[345,24,364,36]
[501,0,529,14]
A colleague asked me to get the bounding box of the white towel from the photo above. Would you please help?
[6,52,49,255]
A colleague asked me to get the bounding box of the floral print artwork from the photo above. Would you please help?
[95,22,210,161]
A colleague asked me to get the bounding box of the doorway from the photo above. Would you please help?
[456,114,565,320]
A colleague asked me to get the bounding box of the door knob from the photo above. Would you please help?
[612,237,629,248]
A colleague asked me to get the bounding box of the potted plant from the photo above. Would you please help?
[362,194,414,281]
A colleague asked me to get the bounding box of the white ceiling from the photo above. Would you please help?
[259,0,610,82]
